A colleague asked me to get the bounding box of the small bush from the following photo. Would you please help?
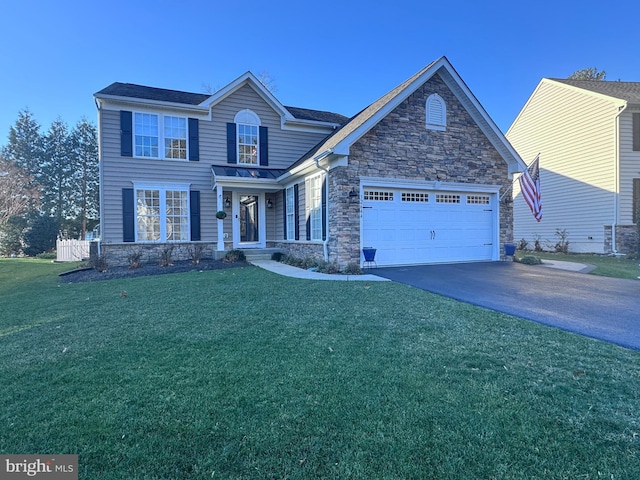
[36,252,56,260]
[343,262,362,275]
[271,252,285,262]
[554,228,570,254]
[187,244,206,265]
[282,254,304,268]
[302,256,321,270]
[316,260,341,274]
[533,234,543,252]
[517,238,529,251]
[518,255,542,265]
[159,246,174,267]
[224,249,246,263]
[93,253,108,272]
[126,248,144,269]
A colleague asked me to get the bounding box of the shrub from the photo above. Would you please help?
[216,211,227,220]
[343,262,363,275]
[0,216,27,256]
[554,228,570,254]
[159,245,174,267]
[36,252,56,260]
[271,252,285,262]
[302,256,321,270]
[533,234,543,252]
[187,244,206,265]
[23,215,58,257]
[224,249,246,263]
[517,238,529,251]
[316,260,341,274]
[127,248,144,269]
[518,255,542,265]
[92,253,108,272]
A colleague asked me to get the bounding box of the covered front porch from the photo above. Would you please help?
[212,166,286,252]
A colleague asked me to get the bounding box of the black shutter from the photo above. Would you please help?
[120,111,133,157]
[122,188,135,242]
[294,184,300,240]
[321,176,327,241]
[227,123,237,164]
[259,126,268,166]
[188,118,199,161]
[633,114,640,152]
[190,190,201,241]
[633,178,640,224]
[282,190,287,240]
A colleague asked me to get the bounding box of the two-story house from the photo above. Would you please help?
[94,56,525,268]
[507,79,640,254]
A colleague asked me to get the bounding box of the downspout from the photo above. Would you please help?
[313,149,333,261]
[612,103,628,255]
[95,98,103,257]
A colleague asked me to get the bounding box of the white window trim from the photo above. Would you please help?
[286,186,295,240]
[234,109,261,166]
[133,112,190,161]
[133,182,191,243]
[426,93,446,131]
[307,174,323,242]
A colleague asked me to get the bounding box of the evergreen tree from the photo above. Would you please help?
[40,118,73,232]
[69,118,99,239]
[2,109,43,180]
[568,67,607,81]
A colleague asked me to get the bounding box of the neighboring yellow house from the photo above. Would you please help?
[507,79,640,254]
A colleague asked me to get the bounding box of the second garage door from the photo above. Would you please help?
[361,187,497,266]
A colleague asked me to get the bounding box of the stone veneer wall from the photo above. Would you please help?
[269,241,324,261]
[604,225,638,255]
[327,73,513,266]
[94,242,221,268]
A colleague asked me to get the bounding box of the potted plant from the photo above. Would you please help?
[362,247,377,262]
[216,210,227,220]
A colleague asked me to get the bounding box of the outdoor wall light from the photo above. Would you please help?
[267,198,273,209]
[348,189,359,203]
[224,197,231,208]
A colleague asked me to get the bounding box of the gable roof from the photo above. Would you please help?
[550,79,640,105]
[94,81,349,125]
[291,56,526,175]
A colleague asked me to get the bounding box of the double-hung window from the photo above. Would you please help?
[309,175,323,241]
[286,186,295,240]
[235,109,261,165]
[135,184,189,242]
[134,113,188,160]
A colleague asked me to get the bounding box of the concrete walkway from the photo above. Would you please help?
[249,259,390,281]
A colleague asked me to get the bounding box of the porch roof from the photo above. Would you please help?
[211,165,287,191]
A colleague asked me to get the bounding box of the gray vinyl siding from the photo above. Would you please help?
[619,109,640,224]
[208,85,330,168]
[507,80,619,253]
[99,85,332,244]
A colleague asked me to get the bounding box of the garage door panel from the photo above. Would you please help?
[362,187,496,266]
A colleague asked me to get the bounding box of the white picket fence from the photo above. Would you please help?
[56,239,90,262]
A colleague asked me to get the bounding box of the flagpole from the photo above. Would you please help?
[499,153,540,202]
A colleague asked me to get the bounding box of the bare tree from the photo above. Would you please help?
[0,155,39,226]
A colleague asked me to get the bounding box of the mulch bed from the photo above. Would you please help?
[59,258,250,283]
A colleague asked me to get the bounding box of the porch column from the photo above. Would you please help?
[216,186,225,251]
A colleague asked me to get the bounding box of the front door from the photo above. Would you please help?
[232,192,266,248]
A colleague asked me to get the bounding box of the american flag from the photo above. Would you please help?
[519,155,542,222]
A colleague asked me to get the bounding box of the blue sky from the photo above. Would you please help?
[1,0,638,147]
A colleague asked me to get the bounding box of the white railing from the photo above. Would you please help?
[56,239,90,262]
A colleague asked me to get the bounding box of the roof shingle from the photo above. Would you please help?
[551,79,640,104]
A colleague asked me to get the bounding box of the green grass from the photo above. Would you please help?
[516,251,640,279]
[1,259,640,479]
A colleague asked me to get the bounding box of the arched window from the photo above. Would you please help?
[234,109,261,165]
[426,94,446,131]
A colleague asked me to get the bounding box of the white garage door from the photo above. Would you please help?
[361,188,497,266]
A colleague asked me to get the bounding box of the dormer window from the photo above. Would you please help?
[235,109,261,165]
[426,94,446,131]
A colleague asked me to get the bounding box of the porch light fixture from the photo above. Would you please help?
[224,197,231,208]
[348,189,359,203]
[267,198,273,209]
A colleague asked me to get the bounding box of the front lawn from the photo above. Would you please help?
[516,251,640,279]
[1,259,639,479]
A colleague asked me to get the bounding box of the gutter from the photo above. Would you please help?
[313,149,333,261]
[612,103,628,254]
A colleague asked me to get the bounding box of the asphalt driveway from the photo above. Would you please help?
[373,262,640,350]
